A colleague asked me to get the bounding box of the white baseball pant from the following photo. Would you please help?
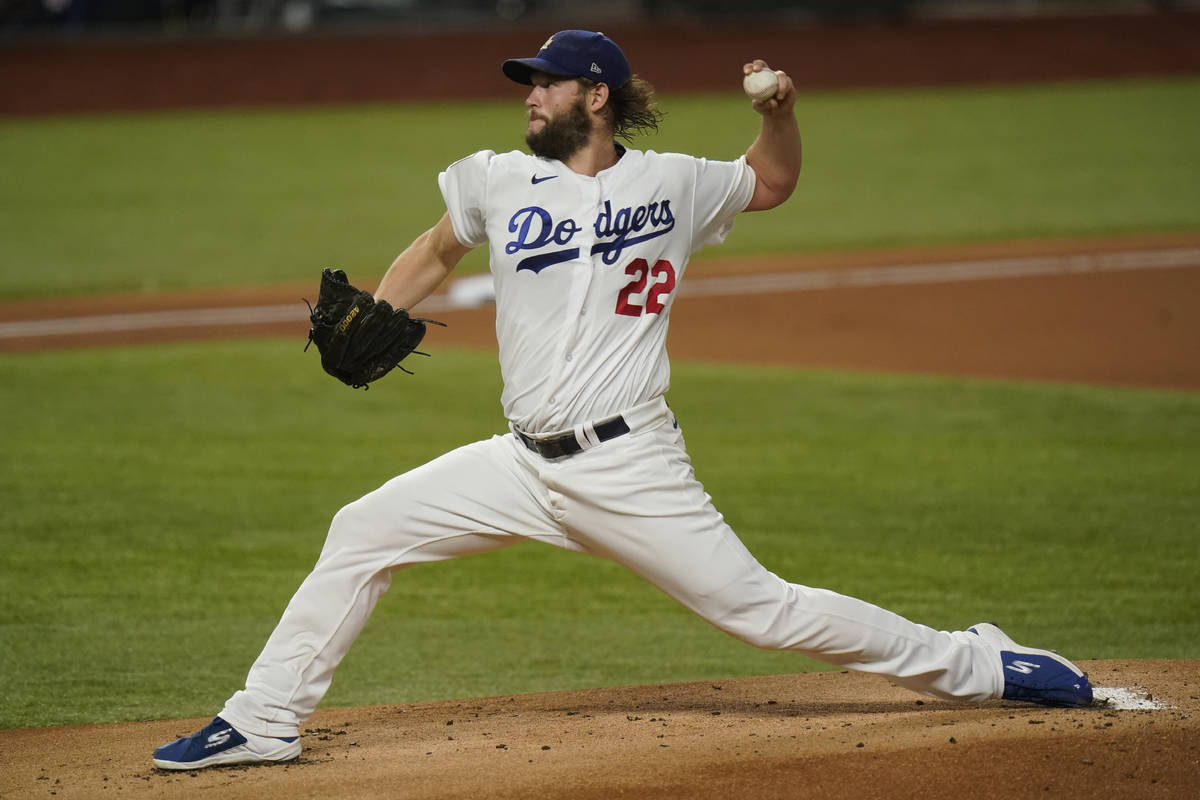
[222,396,1003,736]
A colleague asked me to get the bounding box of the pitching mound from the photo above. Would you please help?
[3,659,1196,799]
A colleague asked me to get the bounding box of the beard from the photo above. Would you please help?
[526,94,592,162]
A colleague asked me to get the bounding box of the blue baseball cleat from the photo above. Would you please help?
[152,715,300,770]
[969,622,1093,707]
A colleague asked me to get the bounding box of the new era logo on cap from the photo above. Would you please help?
[502,30,632,88]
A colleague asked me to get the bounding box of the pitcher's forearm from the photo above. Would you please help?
[746,114,802,209]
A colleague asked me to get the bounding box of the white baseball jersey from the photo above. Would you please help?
[438,147,755,433]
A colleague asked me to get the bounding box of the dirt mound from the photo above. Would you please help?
[2,659,1196,799]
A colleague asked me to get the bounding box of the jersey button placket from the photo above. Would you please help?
[558,188,597,376]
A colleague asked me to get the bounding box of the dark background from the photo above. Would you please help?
[3,2,1200,117]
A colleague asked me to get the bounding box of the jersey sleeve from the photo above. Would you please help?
[690,155,757,253]
[437,150,495,249]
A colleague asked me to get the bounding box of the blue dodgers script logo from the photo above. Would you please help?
[506,199,675,273]
[505,207,583,273]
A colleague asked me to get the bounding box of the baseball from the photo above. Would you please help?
[743,69,779,102]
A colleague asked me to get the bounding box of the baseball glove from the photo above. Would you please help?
[305,268,444,389]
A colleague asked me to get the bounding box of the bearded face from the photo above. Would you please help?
[526,89,592,162]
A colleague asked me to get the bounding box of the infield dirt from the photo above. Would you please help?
[4,232,1199,392]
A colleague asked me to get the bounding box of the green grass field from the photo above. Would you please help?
[1,343,1197,729]
[1,75,1199,731]
[1,77,1198,299]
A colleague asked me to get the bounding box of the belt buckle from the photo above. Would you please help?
[519,429,577,460]
[541,436,575,459]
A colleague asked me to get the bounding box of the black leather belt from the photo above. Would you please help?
[515,415,631,459]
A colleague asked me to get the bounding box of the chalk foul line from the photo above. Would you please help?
[2,246,1197,341]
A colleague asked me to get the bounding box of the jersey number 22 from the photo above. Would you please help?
[615,258,676,317]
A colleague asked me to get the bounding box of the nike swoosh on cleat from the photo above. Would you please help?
[531,175,557,184]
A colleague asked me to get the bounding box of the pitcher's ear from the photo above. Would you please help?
[589,82,610,112]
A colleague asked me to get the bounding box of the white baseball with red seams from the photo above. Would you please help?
[744,68,780,101]
[217,142,1010,738]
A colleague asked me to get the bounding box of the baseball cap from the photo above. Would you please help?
[502,30,632,88]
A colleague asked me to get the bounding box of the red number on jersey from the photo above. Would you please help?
[645,260,676,314]
[615,259,676,317]
[615,259,649,317]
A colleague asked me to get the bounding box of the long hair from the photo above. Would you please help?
[580,76,665,142]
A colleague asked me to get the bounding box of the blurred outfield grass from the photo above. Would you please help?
[1,77,1198,299]
[0,343,1198,728]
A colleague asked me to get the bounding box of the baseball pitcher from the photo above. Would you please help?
[153,29,1092,770]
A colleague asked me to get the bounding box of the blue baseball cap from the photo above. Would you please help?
[502,30,632,88]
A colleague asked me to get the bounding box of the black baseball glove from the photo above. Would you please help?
[305,268,444,389]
